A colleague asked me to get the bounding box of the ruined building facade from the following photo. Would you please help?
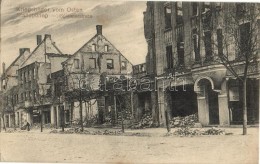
[133,2,260,126]
[0,25,133,128]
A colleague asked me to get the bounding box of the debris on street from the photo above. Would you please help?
[131,113,154,129]
[169,113,198,128]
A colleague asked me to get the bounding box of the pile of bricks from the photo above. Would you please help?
[169,113,198,128]
[131,113,153,129]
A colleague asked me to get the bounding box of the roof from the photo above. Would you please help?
[20,35,64,67]
[62,31,133,66]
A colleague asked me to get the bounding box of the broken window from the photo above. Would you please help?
[107,59,114,69]
[121,61,127,70]
[176,2,183,25]
[28,91,31,100]
[166,45,173,69]
[236,3,246,18]
[24,92,27,100]
[28,70,30,81]
[164,5,172,29]
[192,28,200,62]
[34,91,37,102]
[192,2,198,16]
[202,2,211,13]
[89,58,96,69]
[104,45,109,52]
[24,72,26,83]
[32,68,34,79]
[177,42,185,66]
[215,2,221,10]
[74,59,80,69]
[92,44,96,51]
[204,31,213,61]
[239,22,250,57]
[217,28,223,56]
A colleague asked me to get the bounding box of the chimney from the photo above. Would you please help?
[37,35,42,45]
[19,48,30,56]
[96,25,102,35]
[44,34,51,40]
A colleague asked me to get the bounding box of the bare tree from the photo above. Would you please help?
[214,3,259,135]
[8,87,18,130]
[65,72,100,132]
[35,83,51,132]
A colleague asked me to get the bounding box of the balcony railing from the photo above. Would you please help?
[164,29,172,44]
[176,24,184,41]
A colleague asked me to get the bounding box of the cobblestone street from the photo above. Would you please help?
[0,128,258,163]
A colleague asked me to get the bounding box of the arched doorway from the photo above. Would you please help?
[195,78,220,125]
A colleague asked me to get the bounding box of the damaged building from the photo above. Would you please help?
[61,25,133,126]
[1,34,69,128]
[133,2,259,126]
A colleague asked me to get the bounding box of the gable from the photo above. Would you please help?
[21,36,62,67]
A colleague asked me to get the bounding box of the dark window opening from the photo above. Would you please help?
[121,61,127,70]
[166,46,173,69]
[89,58,96,69]
[164,5,172,29]
[239,22,250,57]
[176,2,183,25]
[217,28,223,56]
[177,42,185,66]
[202,2,211,13]
[215,2,221,10]
[74,59,80,69]
[192,2,198,16]
[204,31,213,61]
[192,28,200,62]
[107,59,114,69]
[236,3,246,18]
[24,72,26,83]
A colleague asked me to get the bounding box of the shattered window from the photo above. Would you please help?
[164,5,172,29]
[176,2,183,25]
[92,44,96,51]
[107,59,114,69]
[74,59,80,69]
[89,58,96,69]
[166,45,173,69]
[192,2,198,16]
[104,45,109,52]
[121,61,127,70]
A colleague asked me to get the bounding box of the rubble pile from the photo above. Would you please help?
[202,127,226,135]
[171,127,226,137]
[172,127,202,136]
[131,113,154,129]
[169,113,198,128]
[50,128,123,135]
[84,115,98,126]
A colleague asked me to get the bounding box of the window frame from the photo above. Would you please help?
[89,58,97,69]
[92,44,96,52]
[106,59,114,69]
[121,61,127,70]
[164,4,172,30]
[74,59,80,69]
[104,45,109,52]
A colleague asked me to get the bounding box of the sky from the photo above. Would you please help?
[0,0,147,71]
